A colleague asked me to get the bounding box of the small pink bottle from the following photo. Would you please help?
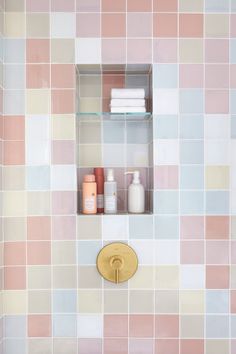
[82,175,97,214]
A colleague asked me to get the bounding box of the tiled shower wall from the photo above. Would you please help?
[1,0,236,353]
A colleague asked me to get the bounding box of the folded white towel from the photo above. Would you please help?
[110,99,145,107]
[111,88,145,99]
[110,107,146,113]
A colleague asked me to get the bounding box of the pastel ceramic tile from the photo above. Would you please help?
[78,289,102,313]
[179,0,203,12]
[180,166,204,190]
[26,14,50,38]
[52,241,76,265]
[3,339,26,354]
[4,13,25,38]
[153,39,178,63]
[155,191,179,214]
[180,89,204,114]
[206,265,230,289]
[4,267,26,290]
[52,191,76,215]
[180,140,204,164]
[127,0,152,11]
[179,14,203,38]
[129,240,154,265]
[103,215,128,240]
[205,64,229,89]
[155,290,179,314]
[155,240,180,265]
[129,339,154,354]
[26,166,50,190]
[180,315,204,338]
[4,315,26,337]
[51,165,76,191]
[4,64,25,89]
[26,0,50,12]
[26,64,50,89]
[53,290,77,314]
[153,13,177,37]
[78,338,102,354]
[181,241,204,265]
[127,39,152,64]
[28,266,51,289]
[102,14,126,38]
[205,15,229,38]
[205,0,230,12]
[155,216,179,239]
[76,13,100,38]
[205,166,229,190]
[154,115,178,139]
[205,90,229,114]
[180,115,204,139]
[180,290,204,314]
[4,218,26,242]
[53,266,77,289]
[5,0,25,11]
[180,265,205,289]
[52,115,75,140]
[153,64,178,89]
[103,144,125,167]
[127,13,152,38]
[179,39,203,63]
[179,64,204,88]
[206,39,229,63]
[77,241,101,265]
[53,314,76,337]
[205,140,230,165]
[206,290,229,313]
[102,38,126,64]
[3,290,27,315]
[129,290,154,313]
[28,290,51,314]
[4,90,25,115]
[129,266,154,289]
[155,266,179,289]
[51,39,75,63]
[206,240,229,264]
[78,266,102,289]
[129,315,154,338]
[153,0,177,12]
[153,89,178,114]
[51,13,75,38]
[76,38,101,64]
[206,191,229,215]
[51,0,75,11]
[3,39,25,63]
[3,191,26,217]
[77,315,102,338]
[27,39,50,63]
[154,139,179,164]
[206,315,229,338]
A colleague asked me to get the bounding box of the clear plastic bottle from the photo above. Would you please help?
[104,169,117,214]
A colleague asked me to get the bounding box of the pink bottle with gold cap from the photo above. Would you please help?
[82,174,97,214]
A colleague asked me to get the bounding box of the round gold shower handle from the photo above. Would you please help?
[110,255,124,283]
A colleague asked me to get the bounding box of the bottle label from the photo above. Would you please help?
[105,196,116,212]
[97,194,104,209]
[85,197,95,212]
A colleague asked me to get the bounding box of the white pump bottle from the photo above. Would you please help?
[125,171,145,213]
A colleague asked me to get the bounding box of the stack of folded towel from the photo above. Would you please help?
[110,88,146,113]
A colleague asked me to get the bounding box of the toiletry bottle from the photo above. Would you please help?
[125,171,145,213]
[94,167,104,213]
[82,174,97,214]
[104,169,117,214]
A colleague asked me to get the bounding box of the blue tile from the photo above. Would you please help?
[154,115,178,139]
[180,191,204,215]
[129,215,153,239]
[231,91,236,114]
[206,290,229,314]
[4,316,26,338]
[126,121,150,144]
[53,315,77,337]
[155,191,179,214]
[180,89,204,114]
[4,39,25,63]
[77,241,102,264]
[180,140,204,164]
[180,165,204,190]
[154,215,179,239]
[4,339,26,354]
[231,39,236,64]
[206,191,229,215]
[53,290,77,313]
[206,315,229,338]
[180,115,204,139]
[232,315,236,338]
[205,0,230,12]
[153,64,178,88]
[232,0,236,11]
[27,166,50,190]
[103,121,125,144]
[231,115,236,138]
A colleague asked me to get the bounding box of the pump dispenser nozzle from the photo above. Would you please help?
[125,171,140,184]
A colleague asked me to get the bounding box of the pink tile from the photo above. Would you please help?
[181,216,204,240]
[26,0,50,12]
[4,141,25,165]
[76,13,100,38]
[206,265,229,289]
[52,90,75,114]
[78,339,102,354]
[4,242,26,266]
[27,241,51,265]
[52,191,77,215]
[179,14,203,38]
[127,39,152,63]
[104,339,128,354]
[102,39,126,64]
[232,340,236,354]
[102,0,126,12]
[51,64,75,89]
[52,216,76,240]
[231,65,236,88]
[179,64,204,88]
[51,0,75,11]
[76,0,100,12]
[232,241,236,264]
[27,216,51,240]
[180,340,204,354]
[206,240,229,265]
[127,0,152,12]
[205,216,229,239]
[28,315,51,337]
[102,74,125,98]
[205,64,229,89]
[205,39,229,63]
[205,90,229,114]
[129,339,154,354]
[181,241,204,264]
[52,140,75,165]
[27,39,50,63]
[153,39,177,63]
[155,339,179,354]
[0,115,3,139]
[153,14,178,37]
[127,13,152,37]
[26,64,50,89]
[153,0,177,12]
[102,14,126,37]
[129,315,154,338]
[104,315,128,338]
[231,290,236,313]
[3,116,25,141]
[231,15,236,37]
[154,166,179,189]
[155,315,179,338]
[4,267,26,290]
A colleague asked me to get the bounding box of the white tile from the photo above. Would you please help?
[77,315,102,338]
[51,13,75,38]
[102,215,128,240]
[26,115,50,142]
[205,140,230,165]
[51,165,77,191]
[154,139,179,165]
[180,265,205,289]
[155,240,180,265]
[153,89,179,114]
[75,38,101,64]
[205,115,230,139]
[26,140,50,166]
[129,240,154,265]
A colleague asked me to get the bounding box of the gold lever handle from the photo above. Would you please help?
[110,256,124,284]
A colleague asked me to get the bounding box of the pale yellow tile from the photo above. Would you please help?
[28,291,51,314]
[104,290,128,313]
[3,290,27,314]
[5,0,25,11]
[206,340,229,354]
[205,15,229,38]
[179,0,203,12]
[28,266,51,289]
[79,75,101,98]
[53,339,77,354]
[27,191,50,216]
[26,90,50,115]
[3,166,25,190]
[79,98,101,113]
[52,241,76,265]
[4,13,25,37]
[52,114,75,140]
[3,217,26,241]
[129,266,154,289]
[129,290,154,313]
[155,266,179,289]
[28,339,52,354]
[51,39,75,63]
[78,290,102,313]
[180,290,204,314]
[179,39,203,63]
[26,14,49,38]
[77,215,102,239]
[205,166,229,189]
[79,121,101,144]
[79,145,102,167]
[78,266,102,288]
[53,266,77,289]
[3,191,26,217]
[181,315,204,338]
[155,290,179,313]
